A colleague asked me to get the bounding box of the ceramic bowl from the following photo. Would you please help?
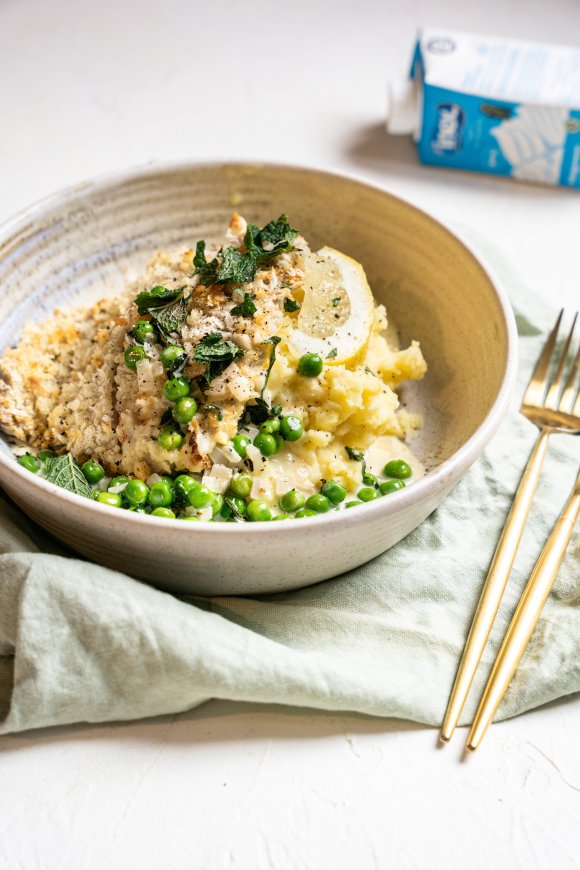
[0,163,518,594]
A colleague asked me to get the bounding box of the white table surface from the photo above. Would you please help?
[1,1,579,867]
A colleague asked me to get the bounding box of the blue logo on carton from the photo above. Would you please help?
[431,102,464,152]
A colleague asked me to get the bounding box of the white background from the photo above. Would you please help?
[1,0,580,867]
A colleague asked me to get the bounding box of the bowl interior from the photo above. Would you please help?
[0,163,511,472]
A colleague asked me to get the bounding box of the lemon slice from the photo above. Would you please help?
[288,246,374,366]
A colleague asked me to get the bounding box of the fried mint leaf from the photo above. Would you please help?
[134,285,183,314]
[193,332,244,383]
[45,454,93,499]
[230,293,257,318]
[245,215,298,261]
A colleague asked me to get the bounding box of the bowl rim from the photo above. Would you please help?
[0,159,519,534]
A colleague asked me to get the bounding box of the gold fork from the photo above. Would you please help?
[440,310,580,743]
[467,463,580,750]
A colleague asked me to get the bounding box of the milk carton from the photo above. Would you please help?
[386,30,580,188]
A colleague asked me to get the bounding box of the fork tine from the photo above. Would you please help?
[523,309,563,408]
[560,340,580,414]
[545,312,578,410]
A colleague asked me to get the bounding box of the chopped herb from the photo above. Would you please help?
[244,397,272,425]
[345,446,367,477]
[193,332,244,383]
[261,336,281,397]
[326,348,337,359]
[202,403,224,421]
[332,297,341,307]
[364,366,376,376]
[134,285,183,314]
[151,295,189,340]
[245,457,254,472]
[284,298,301,313]
[230,292,257,318]
[194,215,299,287]
[44,454,93,499]
[224,497,246,523]
[244,215,298,261]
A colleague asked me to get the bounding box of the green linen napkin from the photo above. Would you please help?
[0,251,578,734]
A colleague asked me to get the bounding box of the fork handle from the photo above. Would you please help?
[467,468,580,751]
[440,426,552,742]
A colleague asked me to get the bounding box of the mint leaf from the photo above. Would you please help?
[230,293,257,318]
[246,215,298,261]
[134,285,182,314]
[196,245,256,286]
[326,347,337,359]
[193,332,244,383]
[345,446,366,477]
[194,216,299,287]
[151,295,189,339]
[261,336,281,397]
[45,454,93,499]
[284,298,301,313]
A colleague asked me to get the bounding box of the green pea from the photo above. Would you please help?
[297,353,323,378]
[230,473,253,498]
[173,396,198,425]
[174,474,198,499]
[362,472,378,487]
[17,453,40,473]
[132,320,157,343]
[358,487,379,502]
[378,479,406,495]
[345,500,362,508]
[158,426,184,451]
[321,480,346,504]
[383,459,412,480]
[159,475,175,489]
[280,415,304,441]
[96,491,123,508]
[232,434,251,459]
[273,433,285,454]
[149,481,174,508]
[272,514,291,520]
[210,492,224,516]
[279,489,306,513]
[294,508,317,518]
[253,432,277,457]
[108,475,129,490]
[221,496,247,518]
[181,515,201,522]
[124,479,149,505]
[163,376,190,402]
[260,418,281,434]
[187,485,213,509]
[247,500,272,522]
[124,346,147,370]
[305,493,331,513]
[82,459,105,484]
[160,345,184,369]
[151,507,176,519]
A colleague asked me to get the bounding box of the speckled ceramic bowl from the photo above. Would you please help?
[0,163,518,594]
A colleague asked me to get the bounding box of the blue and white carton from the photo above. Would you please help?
[387,30,580,188]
